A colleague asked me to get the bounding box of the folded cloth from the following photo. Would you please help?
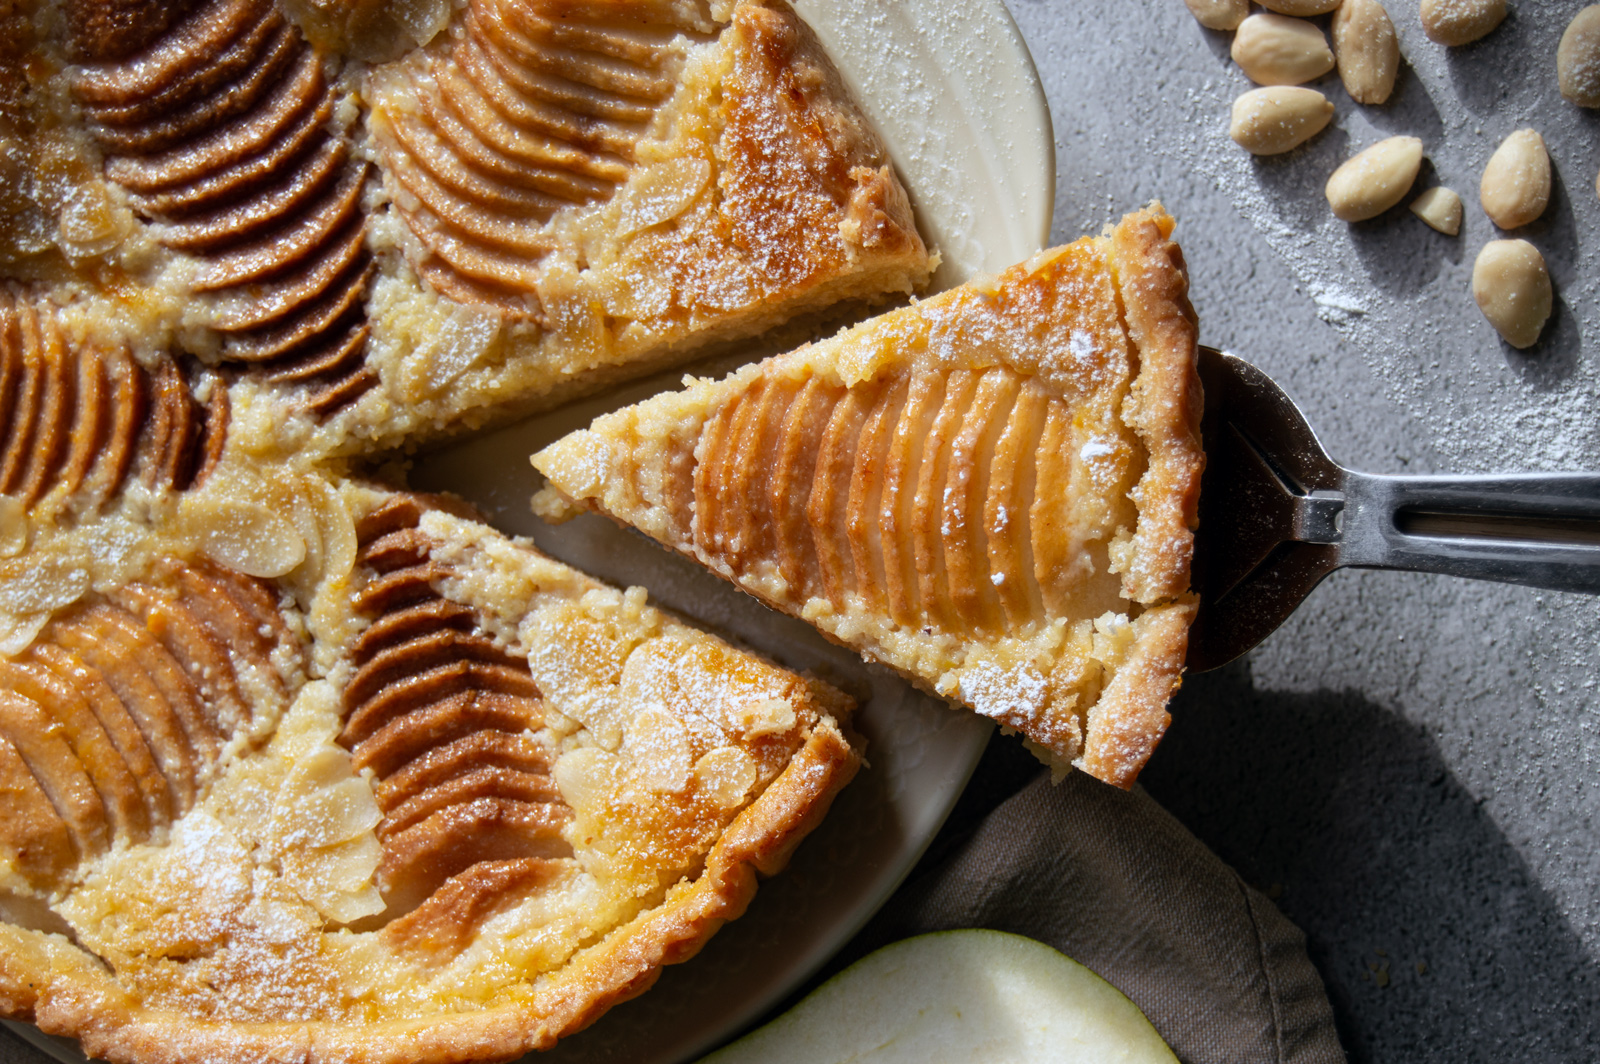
[819,735,1346,1064]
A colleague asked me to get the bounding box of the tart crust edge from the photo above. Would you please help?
[1074,202,1204,789]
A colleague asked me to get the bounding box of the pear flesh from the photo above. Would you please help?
[699,930,1178,1064]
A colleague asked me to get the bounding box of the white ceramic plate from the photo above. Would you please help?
[4,2,1051,1061]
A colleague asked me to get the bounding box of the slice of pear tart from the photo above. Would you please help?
[0,477,859,1063]
[2,0,931,463]
[534,205,1204,788]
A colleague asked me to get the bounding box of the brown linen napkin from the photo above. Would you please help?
[808,734,1346,1064]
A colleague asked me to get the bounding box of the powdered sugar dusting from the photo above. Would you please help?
[1068,326,1100,364]
[1080,436,1117,462]
[959,659,1048,726]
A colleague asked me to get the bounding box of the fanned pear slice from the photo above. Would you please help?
[534,205,1204,787]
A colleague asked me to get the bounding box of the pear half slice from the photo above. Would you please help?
[700,929,1178,1064]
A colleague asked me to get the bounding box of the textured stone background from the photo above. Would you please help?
[1001,1,1600,1060]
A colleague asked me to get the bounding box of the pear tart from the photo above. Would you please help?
[349,0,930,454]
[0,0,932,458]
[0,480,859,1063]
[535,205,1204,788]
[0,0,898,1056]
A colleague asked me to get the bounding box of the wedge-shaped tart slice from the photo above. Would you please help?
[534,205,1203,787]
[0,481,859,1064]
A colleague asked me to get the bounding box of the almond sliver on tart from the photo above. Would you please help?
[534,205,1204,788]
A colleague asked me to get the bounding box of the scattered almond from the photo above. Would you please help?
[1558,6,1600,107]
[1232,13,1336,85]
[1259,0,1342,15]
[1325,136,1424,221]
[1419,0,1505,46]
[1184,0,1250,31]
[0,551,89,616]
[1230,86,1337,154]
[1410,186,1463,235]
[1332,0,1399,104]
[1472,239,1552,349]
[1480,129,1551,229]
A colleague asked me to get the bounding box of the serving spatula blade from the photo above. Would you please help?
[1186,347,1600,672]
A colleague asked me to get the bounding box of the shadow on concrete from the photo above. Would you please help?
[1442,9,1528,117]
[1192,15,1240,65]
[1356,57,1445,145]
[1139,661,1600,1064]
[1347,159,1458,297]
[1502,289,1582,388]
[1249,122,1353,230]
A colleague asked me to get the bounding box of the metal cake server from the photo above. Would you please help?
[1186,346,1600,672]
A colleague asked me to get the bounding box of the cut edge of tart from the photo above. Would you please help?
[533,204,1204,789]
[0,480,860,1064]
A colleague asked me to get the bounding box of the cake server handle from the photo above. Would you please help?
[1337,471,1600,594]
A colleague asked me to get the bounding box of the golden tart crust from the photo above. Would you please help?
[534,205,1204,788]
[0,480,859,1063]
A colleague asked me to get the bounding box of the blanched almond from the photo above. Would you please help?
[1325,136,1424,221]
[1409,186,1463,235]
[1230,87,1336,155]
[1232,14,1336,85]
[1420,0,1505,46]
[1259,0,1342,14]
[1480,129,1551,229]
[692,746,758,809]
[1558,6,1600,107]
[1332,0,1399,104]
[1472,240,1551,349]
[1184,0,1250,31]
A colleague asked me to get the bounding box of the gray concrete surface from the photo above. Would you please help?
[998,1,1599,1060]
